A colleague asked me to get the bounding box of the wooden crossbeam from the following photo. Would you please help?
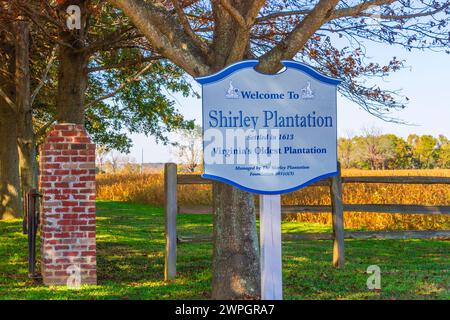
[178,230,450,243]
[178,204,450,215]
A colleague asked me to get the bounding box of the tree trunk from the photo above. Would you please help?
[56,1,89,124]
[15,20,38,195]
[0,108,22,220]
[212,182,260,299]
[0,21,21,220]
[56,46,88,124]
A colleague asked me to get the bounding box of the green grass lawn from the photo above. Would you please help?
[0,201,448,300]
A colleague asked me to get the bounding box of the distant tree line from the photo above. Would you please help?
[339,130,450,170]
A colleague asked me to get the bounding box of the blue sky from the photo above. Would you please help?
[127,43,450,163]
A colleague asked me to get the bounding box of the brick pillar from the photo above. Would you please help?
[39,123,96,286]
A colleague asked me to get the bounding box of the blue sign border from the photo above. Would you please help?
[196,60,342,85]
[196,60,341,195]
[202,172,338,195]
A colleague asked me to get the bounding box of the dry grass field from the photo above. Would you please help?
[97,169,450,230]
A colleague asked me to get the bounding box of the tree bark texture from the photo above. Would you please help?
[56,46,88,124]
[56,1,89,124]
[15,20,38,196]
[0,24,21,219]
[212,181,260,299]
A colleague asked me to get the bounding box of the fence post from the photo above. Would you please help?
[331,162,345,268]
[164,163,178,281]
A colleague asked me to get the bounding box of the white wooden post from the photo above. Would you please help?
[260,194,283,300]
[331,163,345,268]
[164,163,177,281]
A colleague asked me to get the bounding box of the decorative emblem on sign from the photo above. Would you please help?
[301,81,315,99]
[196,60,341,194]
[225,80,240,99]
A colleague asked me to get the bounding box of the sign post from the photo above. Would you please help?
[260,194,282,300]
[196,60,340,300]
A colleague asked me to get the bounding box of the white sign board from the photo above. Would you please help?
[196,60,340,194]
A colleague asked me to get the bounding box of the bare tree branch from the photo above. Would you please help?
[216,0,267,65]
[215,0,247,28]
[0,87,16,113]
[86,55,162,73]
[31,45,57,106]
[245,0,268,23]
[84,26,137,53]
[36,117,56,138]
[170,0,209,55]
[331,0,397,19]
[255,10,310,23]
[356,4,449,20]
[85,62,154,108]
[258,0,340,73]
